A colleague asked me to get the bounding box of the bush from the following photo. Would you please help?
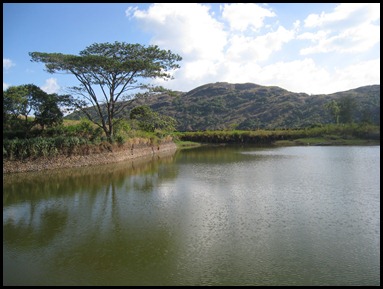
[116,135,125,145]
[3,136,90,160]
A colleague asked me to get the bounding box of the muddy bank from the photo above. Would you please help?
[3,141,177,174]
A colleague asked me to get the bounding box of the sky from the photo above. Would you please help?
[3,3,380,96]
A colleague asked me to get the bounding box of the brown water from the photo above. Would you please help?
[3,145,380,285]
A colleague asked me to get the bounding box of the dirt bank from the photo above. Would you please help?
[3,141,177,174]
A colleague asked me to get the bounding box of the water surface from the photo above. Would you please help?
[3,145,380,285]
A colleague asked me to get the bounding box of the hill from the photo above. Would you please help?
[66,82,380,131]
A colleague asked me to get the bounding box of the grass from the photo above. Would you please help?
[177,124,380,147]
[62,119,82,126]
[274,136,380,146]
[173,139,202,149]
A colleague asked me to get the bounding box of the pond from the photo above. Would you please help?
[3,145,380,285]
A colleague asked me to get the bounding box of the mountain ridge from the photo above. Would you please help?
[66,82,380,131]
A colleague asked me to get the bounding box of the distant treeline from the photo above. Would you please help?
[175,124,380,144]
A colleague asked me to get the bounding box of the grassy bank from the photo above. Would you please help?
[174,124,380,146]
[3,123,379,161]
[3,118,175,161]
[173,139,203,149]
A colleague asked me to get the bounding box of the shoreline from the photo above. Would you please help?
[4,137,379,174]
[3,141,177,174]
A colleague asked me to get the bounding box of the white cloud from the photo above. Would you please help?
[257,58,380,94]
[41,78,60,94]
[210,58,330,94]
[3,82,10,91]
[3,58,15,70]
[293,20,300,30]
[300,23,380,55]
[297,30,329,42]
[125,6,137,18]
[129,3,379,94]
[261,59,332,94]
[301,3,380,55]
[221,3,275,32]
[131,3,295,91]
[333,58,380,91]
[304,3,380,28]
[131,3,227,61]
[182,59,219,81]
[225,25,294,63]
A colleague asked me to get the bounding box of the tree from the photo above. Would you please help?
[3,85,29,126]
[130,105,176,132]
[324,100,340,125]
[3,84,67,134]
[34,92,65,130]
[29,41,182,142]
[338,96,356,124]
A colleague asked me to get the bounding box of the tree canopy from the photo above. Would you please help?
[29,41,182,141]
[130,105,176,132]
[3,84,68,134]
[324,96,358,125]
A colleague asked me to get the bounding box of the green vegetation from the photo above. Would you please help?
[68,82,379,131]
[175,124,380,146]
[3,41,182,162]
[3,117,175,161]
[3,42,380,163]
[3,88,380,161]
[173,139,203,149]
[3,136,89,160]
[130,105,176,133]
[30,41,182,142]
[3,84,71,138]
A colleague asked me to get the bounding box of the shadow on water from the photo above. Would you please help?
[3,150,178,205]
[3,149,180,285]
[3,206,68,249]
[174,143,268,164]
[3,145,380,286]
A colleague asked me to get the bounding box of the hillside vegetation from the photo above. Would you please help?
[66,82,380,131]
[5,82,379,162]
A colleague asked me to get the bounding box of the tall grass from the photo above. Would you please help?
[3,117,176,160]
[176,124,380,144]
[3,136,90,160]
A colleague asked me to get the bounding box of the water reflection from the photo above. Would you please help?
[3,146,380,285]
[4,151,179,285]
[3,151,177,205]
[4,205,67,249]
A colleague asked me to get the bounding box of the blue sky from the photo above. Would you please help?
[3,3,380,95]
